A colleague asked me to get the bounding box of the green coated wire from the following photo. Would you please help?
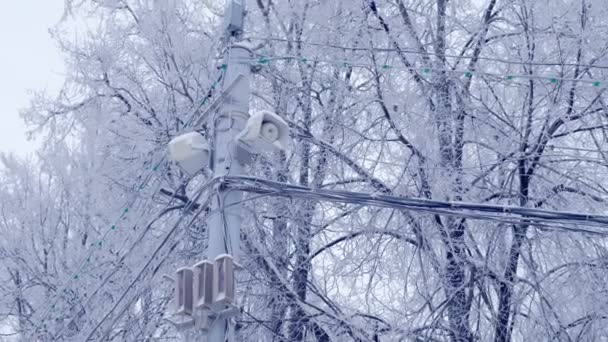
[246,55,605,88]
[244,36,608,71]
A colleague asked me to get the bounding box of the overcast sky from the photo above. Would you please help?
[0,0,65,156]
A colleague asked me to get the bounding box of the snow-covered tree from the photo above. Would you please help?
[2,1,608,341]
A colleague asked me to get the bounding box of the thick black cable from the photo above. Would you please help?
[220,176,608,230]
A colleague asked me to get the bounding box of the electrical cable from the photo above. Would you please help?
[53,172,608,339]
[342,152,607,172]
[236,54,608,88]
[244,36,608,71]
[221,176,608,232]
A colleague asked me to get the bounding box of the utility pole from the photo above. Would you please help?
[205,1,249,341]
[169,2,287,340]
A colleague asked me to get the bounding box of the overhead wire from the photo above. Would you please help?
[69,171,608,339]
[221,176,608,233]
[345,151,607,171]
[244,36,608,71]
[245,54,608,88]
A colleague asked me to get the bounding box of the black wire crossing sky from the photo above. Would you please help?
[221,176,608,235]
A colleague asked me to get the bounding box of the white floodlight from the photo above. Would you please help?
[236,110,290,154]
[168,132,210,175]
[174,267,194,316]
[193,260,214,309]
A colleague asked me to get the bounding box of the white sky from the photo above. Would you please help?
[0,0,65,156]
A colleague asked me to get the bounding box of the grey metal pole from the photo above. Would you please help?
[205,2,250,341]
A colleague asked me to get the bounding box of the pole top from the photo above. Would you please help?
[224,0,244,38]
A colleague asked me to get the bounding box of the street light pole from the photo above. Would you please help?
[205,1,249,341]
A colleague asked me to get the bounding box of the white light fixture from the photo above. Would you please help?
[236,110,290,154]
[174,267,194,315]
[168,132,210,175]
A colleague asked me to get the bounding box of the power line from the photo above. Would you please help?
[48,171,608,339]
[222,176,608,232]
[245,36,608,71]
[244,55,608,88]
[349,152,607,171]
[51,172,608,339]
